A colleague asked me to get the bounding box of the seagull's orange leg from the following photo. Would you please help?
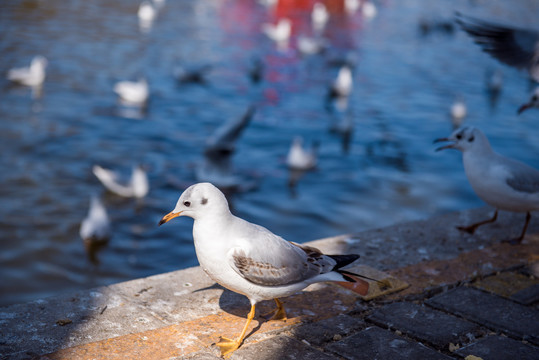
[216,304,256,357]
[261,298,287,321]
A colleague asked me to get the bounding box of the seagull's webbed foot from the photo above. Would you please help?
[215,303,256,357]
[216,337,242,357]
[457,210,499,235]
[261,298,287,321]
[456,224,478,234]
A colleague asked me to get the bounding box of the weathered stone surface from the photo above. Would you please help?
[472,271,539,302]
[290,314,365,346]
[0,286,166,359]
[455,336,539,360]
[326,326,452,360]
[231,335,338,360]
[426,287,539,344]
[367,302,479,348]
[511,284,539,305]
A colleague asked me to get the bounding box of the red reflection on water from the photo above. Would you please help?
[217,0,371,105]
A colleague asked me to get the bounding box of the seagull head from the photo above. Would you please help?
[518,87,539,115]
[434,126,489,153]
[159,182,229,225]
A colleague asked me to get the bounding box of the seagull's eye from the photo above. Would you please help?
[468,135,474,142]
[183,201,191,207]
[456,134,462,140]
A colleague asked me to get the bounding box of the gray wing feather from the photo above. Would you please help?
[228,240,336,287]
[505,159,539,194]
[456,13,539,73]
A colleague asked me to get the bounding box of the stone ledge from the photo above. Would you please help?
[1,207,538,359]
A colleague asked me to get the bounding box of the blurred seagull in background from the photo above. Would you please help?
[518,87,539,114]
[361,0,377,20]
[262,18,292,48]
[297,35,327,56]
[456,12,539,83]
[80,196,111,264]
[345,0,360,15]
[93,165,149,199]
[311,2,329,32]
[326,66,353,109]
[138,0,156,22]
[80,196,111,243]
[248,57,264,84]
[174,64,212,84]
[435,126,539,243]
[113,78,149,106]
[450,98,467,129]
[204,106,256,156]
[286,136,318,171]
[138,0,156,32]
[197,106,257,191]
[7,55,47,87]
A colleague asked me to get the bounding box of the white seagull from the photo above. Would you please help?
[435,126,539,243]
[327,66,353,107]
[345,0,360,15]
[450,98,467,129]
[138,0,156,22]
[7,55,48,87]
[311,2,329,32]
[518,87,539,114]
[361,1,377,20]
[286,136,318,171]
[262,18,292,46]
[113,78,149,106]
[80,196,111,244]
[159,182,370,356]
[93,165,149,199]
[456,13,539,83]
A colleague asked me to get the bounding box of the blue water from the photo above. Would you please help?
[1,0,538,306]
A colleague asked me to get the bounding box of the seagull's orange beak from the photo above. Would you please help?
[158,211,182,226]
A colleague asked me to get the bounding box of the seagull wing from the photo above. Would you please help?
[93,165,135,197]
[504,158,539,194]
[227,223,338,286]
[205,106,255,155]
[456,13,539,79]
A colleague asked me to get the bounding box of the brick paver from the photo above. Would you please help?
[426,287,539,345]
[367,301,479,348]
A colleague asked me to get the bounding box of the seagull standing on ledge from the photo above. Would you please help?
[159,183,369,356]
[435,127,539,243]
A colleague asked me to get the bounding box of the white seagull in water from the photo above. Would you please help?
[311,2,329,32]
[286,136,318,171]
[262,18,292,47]
[435,126,539,243]
[159,182,371,356]
[93,165,149,199]
[113,78,149,106]
[450,98,467,129]
[80,196,111,244]
[7,55,48,87]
